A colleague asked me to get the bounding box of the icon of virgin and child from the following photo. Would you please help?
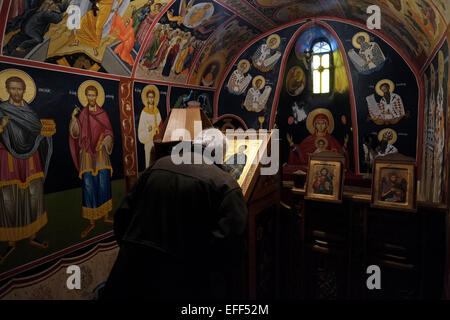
[287,108,348,171]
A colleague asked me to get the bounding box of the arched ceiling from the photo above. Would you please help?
[2,0,447,83]
[215,0,449,69]
[129,0,449,86]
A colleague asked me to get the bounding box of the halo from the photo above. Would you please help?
[267,34,281,49]
[0,69,36,103]
[378,128,397,144]
[237,59,250,73]
[306,108,334,135]
[151,1,164,14]
[78,80,105,107]
[375,79,395,96]
[141,85,160,106]
[352,32,370,49]
[252,75,265,89]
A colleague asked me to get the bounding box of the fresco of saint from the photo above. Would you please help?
[252,34,282,72]
[376,128,398,156]
[70,0,130,57]
[366,79,406,125]
[3,0,69,58]
[137,85,162,168]
[286,66,306,97]
[0,70,55,263]
[69,80,114,238]
[347,32,386,74]
[287,108,345,169]
[109,14,135,66]
[227,59,252,95]
[433,51,445,202]
[243,76,271,113]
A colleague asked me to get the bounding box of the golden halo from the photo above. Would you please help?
[0,69,36,103]
[141,85,160,106]
[306,108,334,135]
[267,34,281,49]
[237,59,250,73]
[352,32,370,49]
[378,128,397,144]
[252,75,265,89]
[375,79,395,96]
[78,80,105,107]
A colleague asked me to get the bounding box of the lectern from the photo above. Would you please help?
[154,109,280,299]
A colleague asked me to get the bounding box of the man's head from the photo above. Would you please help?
[254,79,262,89]
[317,139,326,149]
[85,85,98,106]
[382,130,393,142]
[6,76,26,104]
[380,83,390,94]
[320,168,328,176]
[357,36,366,45]
[193,128,228,164]
[268,37,277,48]
[389,172,399,183]
[154,3,162,12]
[147,90,156,106]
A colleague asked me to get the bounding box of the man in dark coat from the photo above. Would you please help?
[4,0,69,58]
[101,129,248,300]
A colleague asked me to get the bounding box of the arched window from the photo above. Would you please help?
[311,41,331,94]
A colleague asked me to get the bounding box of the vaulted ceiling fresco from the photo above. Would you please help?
[0,0,448,85]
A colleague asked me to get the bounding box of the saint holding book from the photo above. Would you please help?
[69,80,114,238]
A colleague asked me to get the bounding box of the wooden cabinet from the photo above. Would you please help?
[280,185,447,299]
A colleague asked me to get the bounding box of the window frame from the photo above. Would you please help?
[311,39,333,95]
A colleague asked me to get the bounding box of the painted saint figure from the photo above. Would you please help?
[433,51,445,203]
[69,81,114,238]
[135,2,164,46]
[138,85,162,168]
[425,64,436,201]
[243,76,272,113]
[70,0,130,57]
[377,128,398,156]
[110,14,135,66]
[287,108,346,170]
[252,34,282,72]
[312,167,333,195]
[3,0,69,58]
[366,79,405,125]
[0,72,54,263]
[419,73,429,200]
[201,63,218,87]
[286,66,306,96]
[162,37,181,77]
[381,172,406,202]
[227,59,252,95]
[348,32,386,73]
